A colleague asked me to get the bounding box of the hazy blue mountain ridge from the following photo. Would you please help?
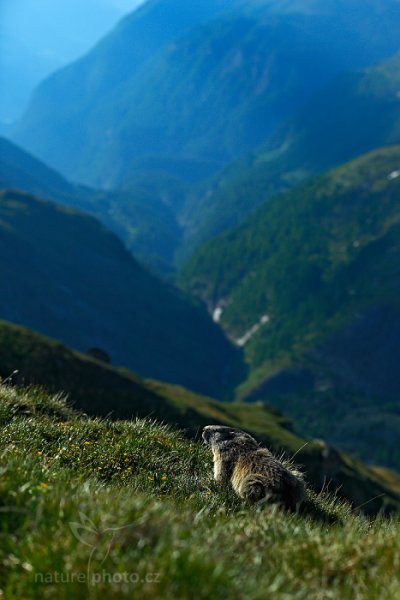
[13,0,400,189]
[181,51,400,253]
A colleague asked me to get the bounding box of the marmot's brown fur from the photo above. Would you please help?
[202,425,305,511]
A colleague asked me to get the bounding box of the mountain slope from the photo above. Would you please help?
[13,0,400,188]
[184,51,400,251]
[0,136,183,273]
[0,135,79,202]
[180,147,400,464]
[11,0,229,184]
[1,317,400,515]
[0,188,240,395]
[0,0,144,122]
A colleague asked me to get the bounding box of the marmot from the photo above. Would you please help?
[202,425,305,511]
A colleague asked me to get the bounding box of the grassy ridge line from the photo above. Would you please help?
[1,384,400,599]
[118,381,400,517]
[0,319,400,515]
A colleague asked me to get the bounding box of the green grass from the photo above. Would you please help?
[2,382,400,599]
[1,318,400,517]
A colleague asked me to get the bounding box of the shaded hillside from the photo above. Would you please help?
[13,0,400,188]
[184,51,400,250]
[1,318,400,515]
[0,136,77,202]
[180,147,400,464]
[0,136,182,273]
[0,189,240,395]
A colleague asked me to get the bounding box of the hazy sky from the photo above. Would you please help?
[0,0,145,122]
[1,0,145,61]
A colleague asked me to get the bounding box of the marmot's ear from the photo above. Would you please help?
[202,428,212,444]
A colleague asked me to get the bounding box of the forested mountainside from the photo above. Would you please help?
[180,146,400,466]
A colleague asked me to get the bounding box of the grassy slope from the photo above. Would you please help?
[2,383,400,599]
[0,189,240,396]
[179,146,400,466]
[0,319,400,516]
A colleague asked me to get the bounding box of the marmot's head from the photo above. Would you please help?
[202,425,257,450]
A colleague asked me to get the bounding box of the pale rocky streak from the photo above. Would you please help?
[236,315,270,347]
[213,307,224,323]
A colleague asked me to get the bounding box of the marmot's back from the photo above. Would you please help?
[233,449,305,510]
